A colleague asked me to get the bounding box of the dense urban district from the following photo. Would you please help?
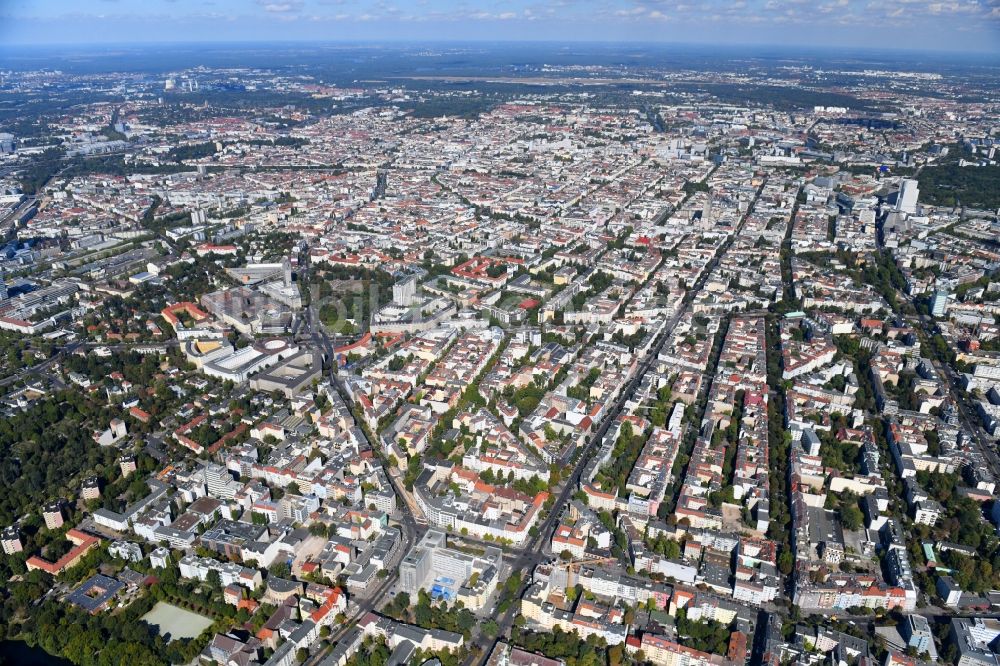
[1,47,1000,666]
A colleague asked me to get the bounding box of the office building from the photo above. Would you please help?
[203,463,242,500]
[950,618,1000,666]
[896,179,919,215]
[398,529,501,607]
[903,614,933,655]
[931,289,950,318]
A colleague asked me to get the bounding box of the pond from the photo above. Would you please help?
[0,640,74,666]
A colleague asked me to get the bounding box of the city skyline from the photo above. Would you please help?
[2,0,1000,53]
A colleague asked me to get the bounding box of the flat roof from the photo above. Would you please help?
[68,574,124,613]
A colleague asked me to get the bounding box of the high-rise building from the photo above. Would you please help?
[931,289,950,317]
[43,502,65,530]
[903,614,933,655]
[81,477,101,501]
[398,529,501,602]
[110,419,127,441]
[399,545,432,593]
[203,463,242,500]
[393,275,417,307]
[896,179,919,215]
[1,526,22,555]
[120,455,137,478]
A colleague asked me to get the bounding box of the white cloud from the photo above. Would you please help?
[256,0,304,13]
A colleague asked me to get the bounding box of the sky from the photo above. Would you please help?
[1,0,999,53]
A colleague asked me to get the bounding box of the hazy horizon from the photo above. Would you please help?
[0,40,996,78]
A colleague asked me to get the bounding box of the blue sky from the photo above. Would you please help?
[1,0,999,53]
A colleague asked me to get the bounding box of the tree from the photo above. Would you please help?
[206,569,221,588]
[560,549,574,561]
[414,600,433,627]
[457,609,476,634]
[503,572,523,599]
[268,561,291,579]
[841,502,863,531]
[778,549,794,576]
[404,455,423,490]
[608,644,624,666]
